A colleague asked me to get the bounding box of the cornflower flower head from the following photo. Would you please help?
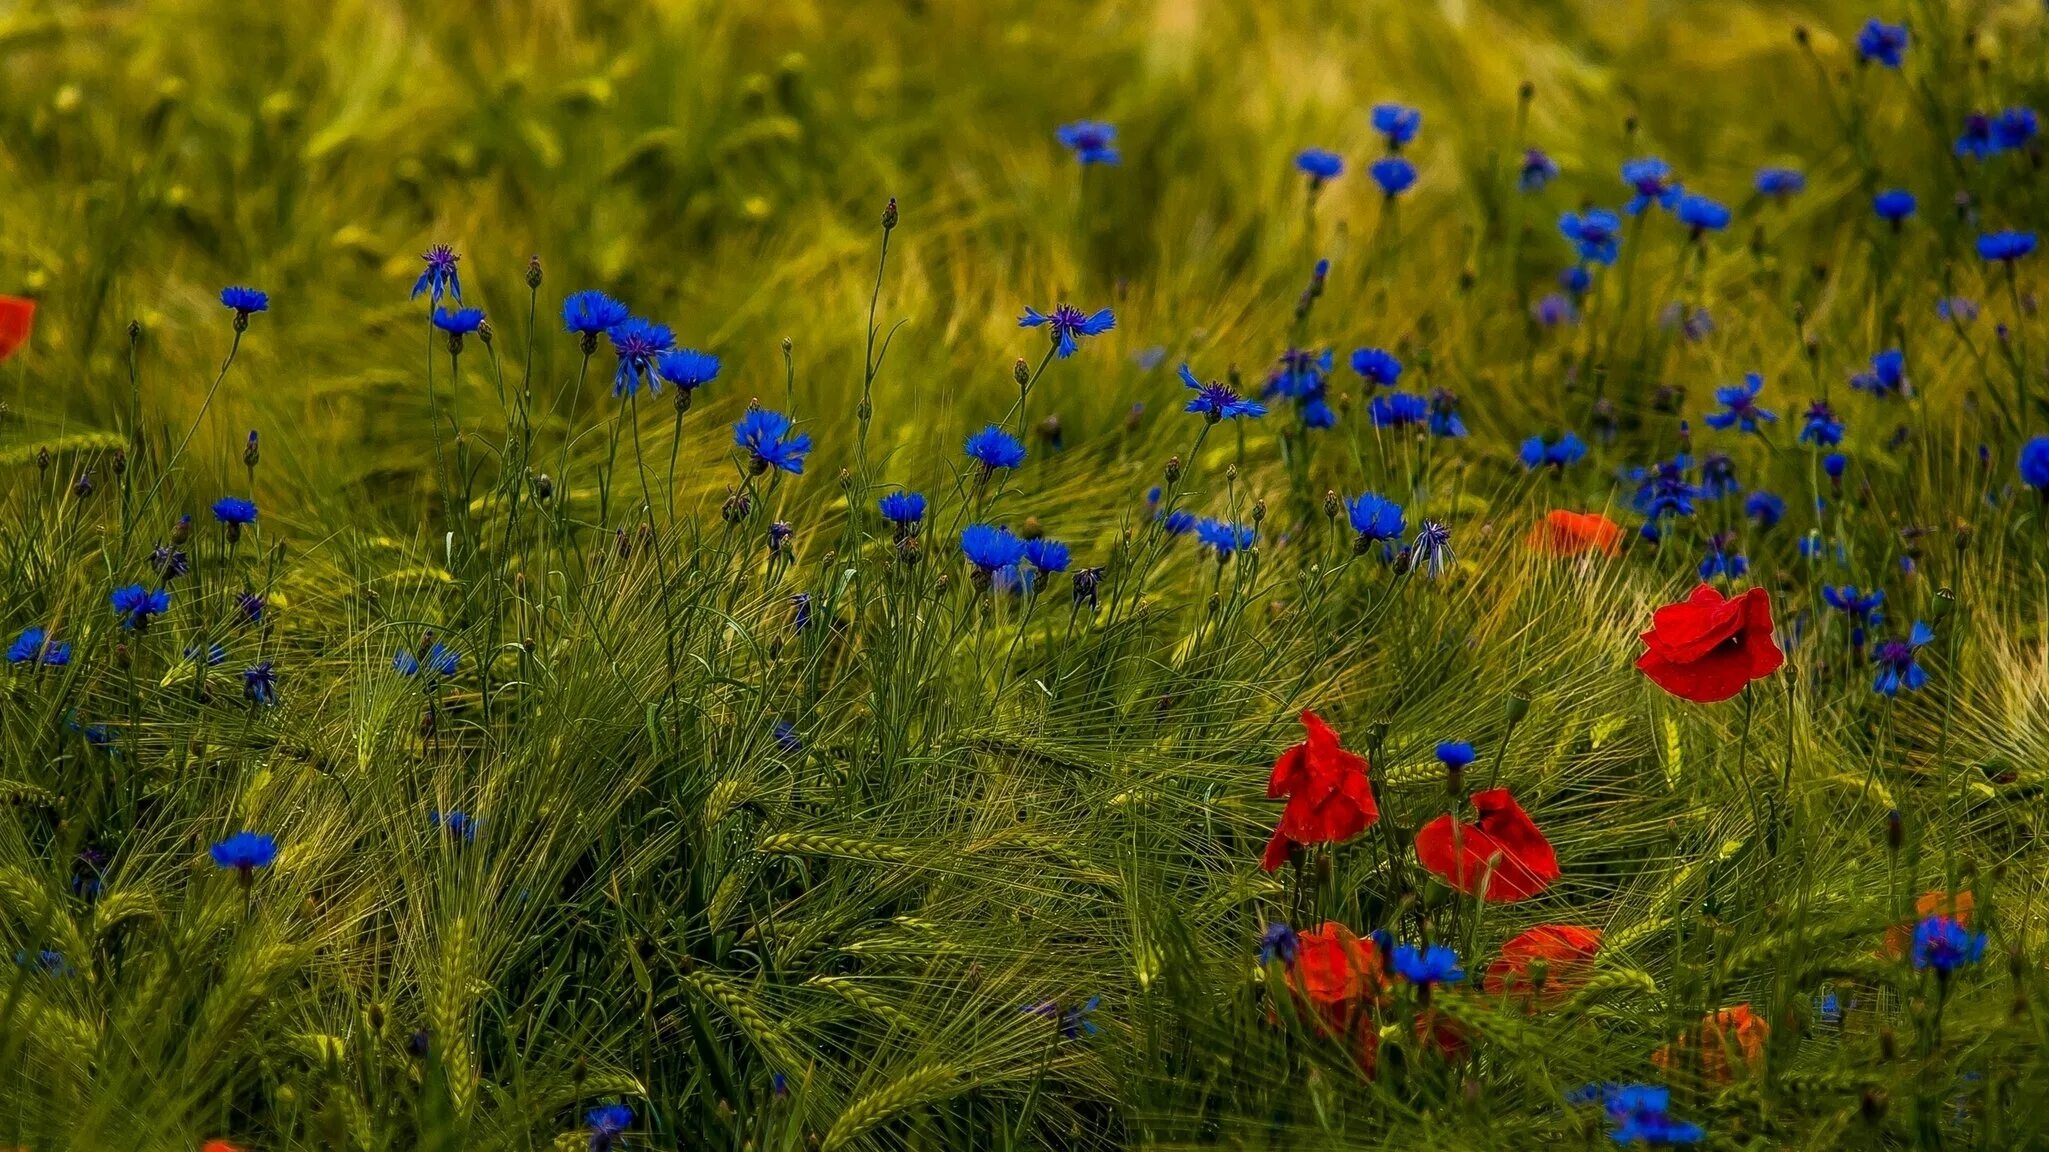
[1520,432,1587,470]
[1977,230,2037,263]
[1754,167,1806,198]
[219,287,269,324]
[432,307,484,336]
[1295,148,1344,185]
[1697,536,1748,581]
[1351,347,1403,387]
[212,496,257,526]
[1371,103,1422,149]
[1698,452,1740,500]
[1258,922,1299,966]
[1704,373,1776,434]
[1631,457,1699,521]
[1599,1084,1706,1145]
[1435,741,1475,770]
[655,349,721,397]
[1023,537,1071,573]
[1872,189,1916,223]
[7,627,69,666]
[1346,492,1406,544]
[1392,943,1465,986]
[1195,519,1255,562]
[2020,435,2049,494]
[1560,209,1622,265]
[412,244,462,303]
[1855,18,1908,67]
[1517,146,1561,192]
[111,584,170,629]
[1911,914,1986,974]
[1871,621,1934,695]
[607,317,676,397]
[210,831,278,876]
[242,661,277,705]
[1994,107,2039,149]
[562,290,631,343]
[1267,347,1334,399]
[1800,400,1844,446]
[432,810,478,841]
[1179,364,1265,422]
[734,408,812,475]
[1368,391,1429,428]
[1056,120,1120,165]
[586,1104,634,1152]
[1409,521,1454,577]
[964,424,1027,472]
[1019,304,1114,358]
[1427,389,1468,438]
[1675,193,1731,235]
[878,490,927,530]
[1369,156,1417,198]
[1744,490,1786,529]
[1621,156,1682,214]
[960,524,1027,573]
[1850,349,1908,398]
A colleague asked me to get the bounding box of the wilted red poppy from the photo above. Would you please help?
[1283,921,1388,1068]
[1653,1004,1768,1083]
[0,295,34,361]
[1635,583,1784,703]
[1885,890,1975,958]
[1414,788,1559,902]
[1526,510,1622,557]
[1261,710,1379,872]
[1484,924,1603,1003]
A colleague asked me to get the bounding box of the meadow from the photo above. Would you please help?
[2,0,2048,1148]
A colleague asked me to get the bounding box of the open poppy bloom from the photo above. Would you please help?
[1635,583,1784,703]
[1527,510,1622,557]
[1261,710,1379,871]
[1885,890,1974,958]
[1282,921,1388,1068]
[1653,1004,1768,1083]
[1414,788,1559,901]
[1484,924,1603,1003]
[201,1142,245,1152]
[0,295,34,361]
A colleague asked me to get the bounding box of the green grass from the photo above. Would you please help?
[3,0,2048,1148]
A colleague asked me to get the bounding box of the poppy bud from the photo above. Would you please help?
[1885,809,1903,853]
[1504,692,1530,726]
[526,255,543,289]
[1323,490,1340,520]
[1164,456,1182,483]
[1013,358,1030,388]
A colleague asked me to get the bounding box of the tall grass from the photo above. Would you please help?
[2,0,2047,1148]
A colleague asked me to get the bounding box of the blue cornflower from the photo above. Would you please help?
[1025,996,1101,1040]
[1299,395,1337,428]
[110,584,170,629]
[412,244,462,303]
[1977,230,2037,263]
[1351,347,1402,387]
[1872,189,1916,222]
[1427,390,1468,438]
[1434,742,1475,770]
[1162,510,1198,536]
[734,408,812,475]
[432,307,484,335]
[606,317,676,397]
[1698,540,1748,581]
[8,627,69,666]
[655,349,721,394]
[432,810,478,841]
[2020,435,2049,493]
[774,721,802,754]
[1939,296,1979,324]
[1371,103,1422,149]
[878,490,927,528]
[1179,364,1265,422]
[212,496,258,525]
[1674,193,1730,235]
[1800,400,1845,446]
[1911,914,1986,974]
[1588,1084,1705,1146]
[1755,167,1806,197]
[1392,943,1465,985]
[1704,373,1776,434]
[1631,457,1699,520]
[1955,112,2001,160]
[1346,493,1406,543]
[1621,157,1682,214]
[1995,107,2039,149]
[1056,120,1120,165]
[1560,210,1623,265]
[1520,148,1559,192]
[1520,432,1587,470]
[1872,621,1933,695]
[1023,537,1071,573]
[1258,922,1299,966]
[1368,391,1429,428]
[964,424,1028,471]
[1409,521,1454,578]
[1856,18,1909,67]
[1295,148,1344,183]
[586,1103,634,1152]
[1696,453,1739,500]
[210,831,278,874]
[1744,490,1786,529]
[1850,349,1908,398]
[790,592,812,631]
[219,286,269,317]
[242,661,277,705]
[1532,293,1577,326]
[1019,303,1115,358]
[1268,347,1334,399]
[561,290,631,339]
[152,542,190,581]
[1195,519,1255,561]
[991,564,1036,597]
[960,524,1027,572]
[1823,452,1847,482]
[1823,585,1885,648]
[394,643,460,678]
[1560,265,1593,297]
[1369,157,1417,198]
[186,642,226,667]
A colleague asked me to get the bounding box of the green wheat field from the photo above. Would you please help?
[2,0,2047,1148]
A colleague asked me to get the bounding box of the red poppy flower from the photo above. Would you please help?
[1653,1003,1768,1083]
[1484,924,1603,1004]
[1526,510,1622,557]
[1634,583,1785,703]
[1283,921,1388,1068]
[1885,890,1974,958]
[0,295,34,362]
[1261,710,1379,871]
[1414,788,1559,902]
